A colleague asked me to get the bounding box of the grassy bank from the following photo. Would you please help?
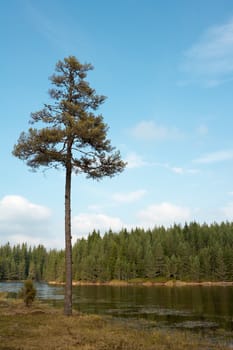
[0,295,232,350]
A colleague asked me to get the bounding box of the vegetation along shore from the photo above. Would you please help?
[48,279,233,286]
[1,222,233,284]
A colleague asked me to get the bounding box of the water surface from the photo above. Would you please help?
[1,281,233,332]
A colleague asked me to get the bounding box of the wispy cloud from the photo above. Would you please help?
[171,166,200,175]
[130,120,182,141]
[125,152,147,169]
[112,190,146,203]
[194,150,233,164]
[154,162,200,175]
[180,17,233,86]
[125,152,173,171]
[125,152,199,175]
[23,1,80,52]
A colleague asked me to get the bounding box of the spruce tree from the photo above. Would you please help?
[13,56,126,315]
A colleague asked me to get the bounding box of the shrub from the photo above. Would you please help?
[19,280,36,306]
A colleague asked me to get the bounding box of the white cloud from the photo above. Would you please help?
[112,190,146,203]
[125,152,147,169]
[0,195,51,222]
[0,195,52,246]
[131,120,182,141]
[181,17,233,86]
[72,213,124,237]
[194,150,233,164]
[138,202,191,227]
[72,202,191,239]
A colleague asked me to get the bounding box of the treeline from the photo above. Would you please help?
[1,222,233,282]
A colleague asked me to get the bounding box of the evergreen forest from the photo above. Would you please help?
[1,221,233,283]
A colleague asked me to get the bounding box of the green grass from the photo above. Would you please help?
[0,297,231,349]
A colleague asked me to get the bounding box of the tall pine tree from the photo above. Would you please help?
[13,56,126,315]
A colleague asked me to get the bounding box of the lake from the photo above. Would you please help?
[1,281,233,333]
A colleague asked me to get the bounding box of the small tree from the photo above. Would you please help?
[13,56,126,315]
[19,280,36,307]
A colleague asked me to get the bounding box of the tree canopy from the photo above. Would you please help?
[13,56,125,178]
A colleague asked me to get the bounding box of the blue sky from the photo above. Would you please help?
[1,0,233,248]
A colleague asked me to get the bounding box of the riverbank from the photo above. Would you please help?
[0,297,231,350]
[48,279,233,287]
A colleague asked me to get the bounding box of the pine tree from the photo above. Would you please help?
[13,56,126,315]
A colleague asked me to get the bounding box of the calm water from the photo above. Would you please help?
[1,282,233,332]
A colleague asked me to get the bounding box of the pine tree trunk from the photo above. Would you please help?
[64,160,72,316]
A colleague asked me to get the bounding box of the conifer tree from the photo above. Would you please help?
[13,56,126,315]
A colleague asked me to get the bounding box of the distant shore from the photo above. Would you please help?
[48,279,233,287]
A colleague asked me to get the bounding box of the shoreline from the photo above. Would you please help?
[48,279,233,287]
[0,300,231,350]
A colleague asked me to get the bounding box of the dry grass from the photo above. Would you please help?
[0,298,231,350]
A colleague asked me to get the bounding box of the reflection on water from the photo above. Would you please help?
[1,282,233,332]
[72,285,233,332]
[74,286,233,331]
[0,281,64,300]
